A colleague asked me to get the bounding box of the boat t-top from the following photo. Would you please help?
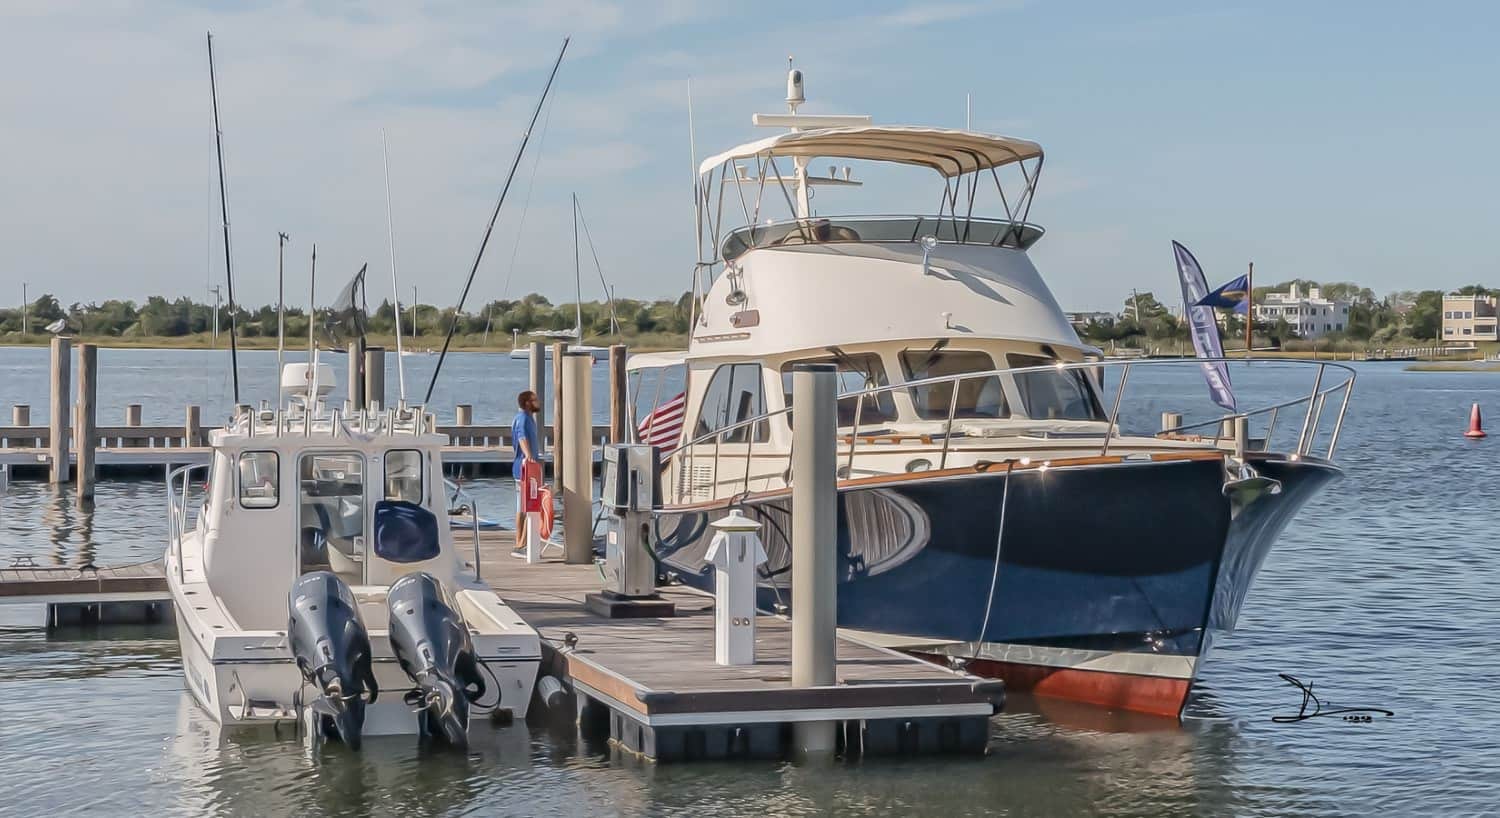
[166,364,540,747]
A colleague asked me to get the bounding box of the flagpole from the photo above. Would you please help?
[1245,261,1254,357]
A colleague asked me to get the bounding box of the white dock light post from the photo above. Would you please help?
[791,362,838,757]
[706,510,767,666]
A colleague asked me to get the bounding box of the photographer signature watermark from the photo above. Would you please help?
[1272,674,1394,724]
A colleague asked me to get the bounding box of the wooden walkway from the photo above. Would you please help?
[0,559,168,604]
[472,531,1001,761]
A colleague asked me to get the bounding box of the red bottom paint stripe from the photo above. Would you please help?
[910,651,1191,718]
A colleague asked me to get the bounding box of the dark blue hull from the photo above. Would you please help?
[654,454,1338,715]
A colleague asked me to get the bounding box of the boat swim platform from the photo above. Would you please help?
[0,531,1002,762]
[473,533,1003,763]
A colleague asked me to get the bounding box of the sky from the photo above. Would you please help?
[1,0,1497,313]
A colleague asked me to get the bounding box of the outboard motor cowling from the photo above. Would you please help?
[386,572,486,749]
[288,571,379,749]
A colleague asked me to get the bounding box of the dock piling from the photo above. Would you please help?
[1161,411,1182,433]
[48,337,71,484]
[609,344,628,443]
[529,340,546,431]
[76,344,97,499]
[13,405,30,427]
[347,341,366,411]
[551,341,567,483]
[790,363,839,757]
[364,346,385,410]
[184,405,201,448]
[561,351,593,564]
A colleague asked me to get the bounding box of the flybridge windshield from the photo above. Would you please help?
[720,216,1045,262]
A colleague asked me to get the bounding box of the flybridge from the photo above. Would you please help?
[690,64,1047,294]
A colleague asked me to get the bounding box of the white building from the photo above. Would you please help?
[1253,283,1350,339]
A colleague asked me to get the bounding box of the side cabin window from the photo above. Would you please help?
[238,451,279,509]
[1007,354,1106,421]
[694,364,768,443]
[385,450,424,504]
[779,353,897,427]
[900,349,1008,420]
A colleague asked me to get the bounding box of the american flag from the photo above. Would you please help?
[637,391,686,448]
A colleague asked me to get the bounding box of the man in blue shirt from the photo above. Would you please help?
[512,390,541,554]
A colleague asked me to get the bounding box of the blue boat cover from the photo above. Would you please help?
[373,500,441,563]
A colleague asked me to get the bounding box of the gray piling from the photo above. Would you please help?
[347,341,366,411]
[48,337,71,483]
[551,341,567,484]
[790,362,838,757]
[185,405,201,448]
[529,340,546,432]
[609,344,628,443]
[561,351,593,564]
[76,344,97,499]
[364,346,385,410]
[13,405,29,426]
[1161,411,1182,433]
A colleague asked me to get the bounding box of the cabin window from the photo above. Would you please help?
[779,353,897,427]
[238,451,279,509]
[298,453,366,583]
[1007,354,1106,421]
[693,364,768,443]
[900,349,1008,420]
[385,450,423,504]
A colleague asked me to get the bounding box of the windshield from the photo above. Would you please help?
[901,349,1008,420]
[1007,354,1106,421]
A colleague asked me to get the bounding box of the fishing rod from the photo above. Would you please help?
[381,129,408,404]
[277,232,289,380]
[206,32,241,403]
[423,36,570,404]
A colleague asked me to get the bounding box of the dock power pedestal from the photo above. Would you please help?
[585,444,676,619]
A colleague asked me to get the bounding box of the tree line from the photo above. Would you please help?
[1078,281,1493,349]
[0,291,696,342]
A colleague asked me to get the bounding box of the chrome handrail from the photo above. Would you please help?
[165,463,209,583]
[661,357,1357,503]
[444,478,483,581]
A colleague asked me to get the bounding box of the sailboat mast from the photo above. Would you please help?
[573,192,582,344]
[206,32,241,403]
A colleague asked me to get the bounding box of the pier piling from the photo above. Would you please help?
[551,341,567,485]
[790,362,839,757]
[76,344,97,499]
[529,341,546,431]
[561,351,592,564]
[456,404,474,428]
[184,405,201,448]
[48,337,70,484]
[609,344,628,443]
[1161,411,1182,433]
[12,405,29,427]
[364,346,385,410]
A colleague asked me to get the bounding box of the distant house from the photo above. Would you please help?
[1253,284,1350,339]
[1066,311,1115,331]
[1441,294,1498,344]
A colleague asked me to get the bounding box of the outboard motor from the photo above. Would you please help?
[386,572,486,749]
[288,571,379,749]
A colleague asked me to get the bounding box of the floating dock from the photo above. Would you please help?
[0,531,1003,762]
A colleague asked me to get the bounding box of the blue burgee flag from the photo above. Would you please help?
[1196,274,1250,314]
[1173,241,1237,413]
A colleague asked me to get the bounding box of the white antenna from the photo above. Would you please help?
[687,77,701,331]
[381,129,407,403]
[307,244,317,407]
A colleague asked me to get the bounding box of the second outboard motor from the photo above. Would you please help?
[289,571,379,750]
[386,572,486,749]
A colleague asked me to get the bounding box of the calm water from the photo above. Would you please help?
[1,350,1497,816]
